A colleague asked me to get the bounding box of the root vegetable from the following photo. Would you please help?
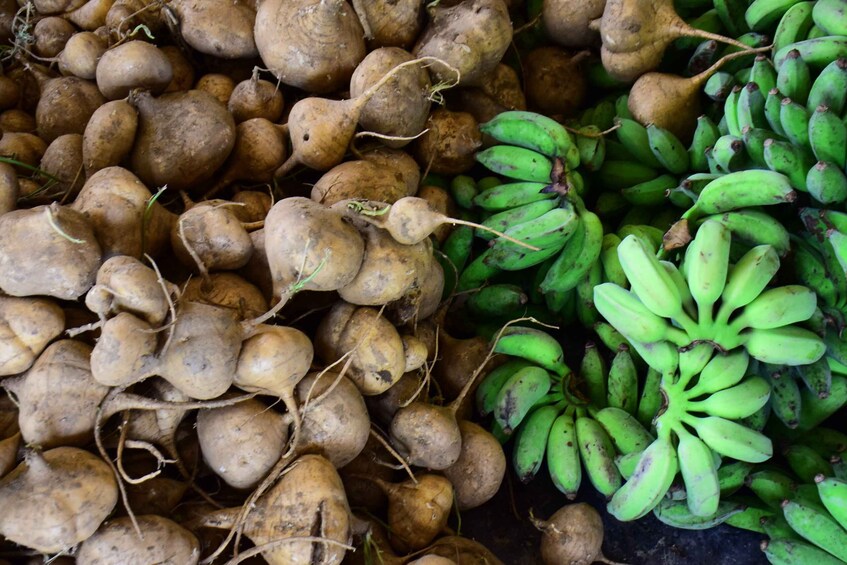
[106,0,167,40]
[0,446,118,553]
[231,190,272,223]
[424,536,504,564]
[57,31,107,80]
[204,118,287,198]
[312,159,411,206]
[199,453,352,565]
[197,397,289,489]
[0,203,101,300]
[171,200,254,274]
[161,45,195,92]
[33,16,75,58]
[366,370,423,426]
[0,109,36,133]
[435,333,489,400]
[89,312,158,387]
[255,0,365,94]
[376,474,453,553]
[350,47,432,148]
[350,0,423,48]
[228,72,284,123]
[181,272,268,320]
[171,0,258,59]
[0,75,18,112]
[533,503,618,565]
[394,256,444,324]
[32,0,86,16]
[0,296,65,376]
[33,69,106,143]
[195,73,235,105]
[0,162,15,215]
[0,132,48,173]
[389,401,462,469]
[339,435,394,512]
[124,476,188,516]
[409,557,456,565]
[360,147,421,196]
[264,197,365,305]
[416,184,456,243]
[71,166,176,259]
[524,47,587,117]
[240,227,273,299]
[39,132,84,199]
[85,255,177,325]
[315,301,406,395]
[4,339,109,448]
[413,0,512,87]
[76,515,200,565]
[442,420,506,510]
[82,99,138,176]
[95,40,173,99]
[128,89,236,193]
[543,0,604,47]
[412,108,482,175]
[65,0,114,30]
[403,335,428,373]
[297,370,370,467]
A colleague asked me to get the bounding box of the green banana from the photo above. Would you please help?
[704,71,737,102]
[493,365,553,433]
[702,209,791,257]
[816,475,847,531]
[475,145,554,183]
[593,283,685,345]
[580,341,607,408]
[685,349,750,397]
[491,203,580,251]
[724,503,773,533]
[617,234,687,320]
[684,219,731,327]
[718,461,755,497]
[724,85,743,137]
[785,443,834,482]
[440,225,474,296]
[600,233,627,288]
[620,174,676,206]
[808,105,847,168]
[473,181,556,211]
[717,244,779,319]
[777,49,812,105]
[685,170,796,218]
[492,326,567,376]
[637,367,663,428]
[748,468,796,509]
[594,321,632,354]
[749,54,778,94]
[466,284,529,320]
[794,356,832,399]
[687,39,720,76]
[450,175,477,210]
[595,160,661,191]
[676,426,721,517]
[763,137,815,191]
[662,260,697,320]
[476,359,535,416]
[741,326,826,365]
[575,126,606,172]
[607,435,678,521]
[576,259,602,327]
[512,403,561,482]
[745,0,806,31]
[686,376,771,419]
[782,498,847,561]
[714,0,751,36]
[812,0,847,35]
[685,414,773,462]
[742,126,781,167]
[615,450,642,480]
[762,538,846,565]
[653,496,746,529]
[614,117,663,169]
[647,124,690,175]
[736,82,767,132]
[772,1,816,54]
[540,208,604,295]
[546,408,581,498]
[807,160,847,204]
[606,347,639,416]
[710,134,746,172]
[576,415,622,498]
[478,199,559,240]
[479,111,580,168]
[689,115,722,172]
[765,87,788,136]
[780,97,814,150]
[774,36,847,71]
[730,285,817,331]
[807,58,847,115]
[798,373,847,430]
[767,366,804,428]
[594,406,654,455]
[456,249,500,292]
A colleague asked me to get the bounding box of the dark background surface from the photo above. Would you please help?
[461,465,769,565]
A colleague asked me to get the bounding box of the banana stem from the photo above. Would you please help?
[666,325,693,347]
[697,301,714,333]
[674,310,702,340]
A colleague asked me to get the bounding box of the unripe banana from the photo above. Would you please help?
[493,365,553,433]
[600,233,628,288]
[629,339,681,376]
[809,105,847,168]
[749,54,778,94]
[724,85,743,137]
[475,145,554,183]
[476,359,534,416]
[711,134,746,172]
[745,0,803,31]
[466,284,529,320]
[581,341,607,408]
[747,468,796,509]
[647,124,690,175]
[812,0,847,35]
[593,283,683,345]
[766,365,804,428]
[594,406,654,455]
[741,325,826,365]
[675,427,721,517]
[765,87,788,136]
[490,204,580,254]
[620,174,677,206]
[742,126,781,168]
[637,367,663,428]
[686,376,772,419]
[772,1,816,55]
[540,208,604,295]
[784,443,833,482]
[774,36,847,71]
[816,475,847,532]
[807,58,847,115]
[686,170,796,217]
[653,496,746,529]
[606,347,639,416]
[492,326,568,376]
[455,249,500,292]
[689,115,721,172]
[793,356,832,399]
[704,71,737,102]
[807,161,847,204]
[617,235,685,320]
[798,373,847,430]
[782,498,847,562]
[763,137,816,191]
[512,403,561,483]
[596,160,660,190]
[736,82,767,132]
[576,416,622,498]
[607,435,678,521]
[546,409,581,499]
[684,349,751,398]
[473,181,556,211]
[614,117,663,169]
[718,461,755,497]
[701,210,790,257]
[575,126,606,172]
[763,538,845,565]
[686,415,773,462]
[730,285,817,331]
[479,111,580,168]
[777,49,812,106]
[478,199,559,240]
[684,219,731,325]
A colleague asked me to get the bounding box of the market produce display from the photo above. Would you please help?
[2,0,847,563]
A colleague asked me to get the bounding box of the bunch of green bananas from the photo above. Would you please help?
[594,217,826,372]
[476,326,669,501]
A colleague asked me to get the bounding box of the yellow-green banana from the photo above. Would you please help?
[512,403,562,482]
[606,346,639,415]
[812,0,847,35]
[473,181,556,211]
[478,199,559,240]
[607,435,679,521]
[647,124,690,175]
[772,1,816,55]
[594,406,654,455]
[593,283,685,345]
[479,111,580,169]
[684,219,732,327]
[686,376,772,419]
[698,209,791,257]
[475,145,554,183]
[476,359,535,416]
[741,326,826,365]
[762,538,846,565]
[492,326,568,376]
[686,170,796,218]
[494,365,553,433]
[547,408,582,499]
[675,426,721,517]
[807,160,847,204]
[782,498,847,562]
[716,244,781,322]
[684,414,773,462]
[617,234,687,321]
[576,415,622,498]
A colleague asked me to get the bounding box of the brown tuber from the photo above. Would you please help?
[534,503,621,565]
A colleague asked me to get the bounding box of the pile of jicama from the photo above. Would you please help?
[0,0,620,563]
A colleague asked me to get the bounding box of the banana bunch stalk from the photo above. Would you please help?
[476,327,663,501]
[595,217,826,373]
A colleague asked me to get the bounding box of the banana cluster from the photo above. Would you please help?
[476,327,665,501]
[594,218,826,373]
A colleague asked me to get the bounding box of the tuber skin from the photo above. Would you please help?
[442,420,506,510]
[228,71,284,123]
[376,474,454,553]
[533,503,621,565]
[412,108,483,175]
[76,514,200,565]
[0,296,65,377]
[95,40,173,100]
[170,0,259,59]
[82,99,139,176]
